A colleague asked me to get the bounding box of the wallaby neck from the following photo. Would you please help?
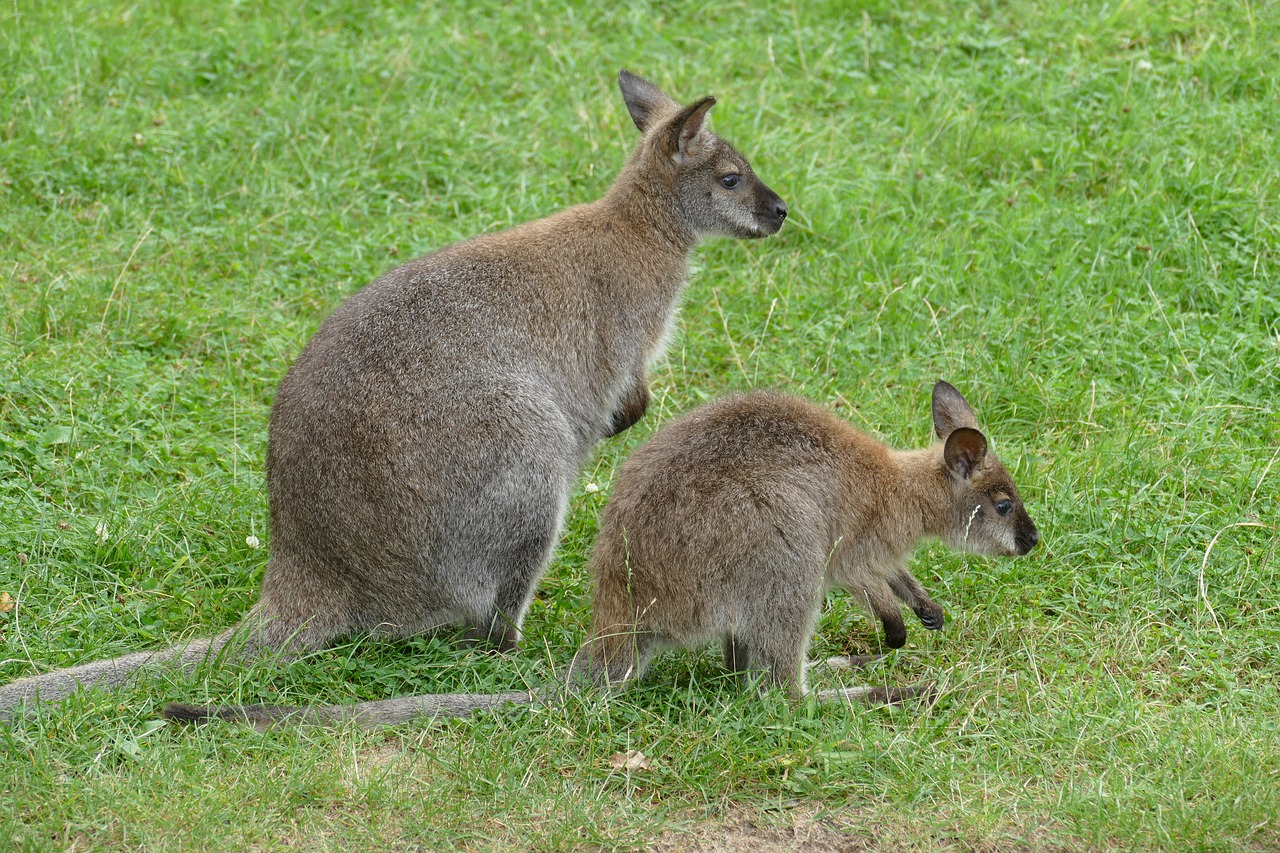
[889,447,953,544]
[601,155,699,253]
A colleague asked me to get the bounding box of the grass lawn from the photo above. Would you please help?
[2,0,1278,850]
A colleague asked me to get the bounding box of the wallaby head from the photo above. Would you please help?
[616,70,787,240]
[930,380,1040,558]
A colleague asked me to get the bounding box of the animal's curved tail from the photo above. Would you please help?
[156,651,934,731]
[0,627,238,719]
[163,689,540,730]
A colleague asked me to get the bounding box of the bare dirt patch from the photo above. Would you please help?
[651,810,882,853]
[649,806,1080,853]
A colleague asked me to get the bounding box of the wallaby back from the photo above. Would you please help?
[1,70,786,719]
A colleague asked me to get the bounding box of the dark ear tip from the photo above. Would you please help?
[932,379,961,399]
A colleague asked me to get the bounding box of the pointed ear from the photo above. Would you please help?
[655,96,715,162]
[932,380,979,439]
[618,70,680,132]
[943,427,988,480]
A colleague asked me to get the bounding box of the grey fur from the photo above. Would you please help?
[164,381,1038,729]
[0,70,786,719]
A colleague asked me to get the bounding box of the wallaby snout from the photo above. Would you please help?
[1015,522,1040,555]
[755,187,788,234]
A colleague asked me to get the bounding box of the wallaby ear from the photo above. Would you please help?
[655,96,716,162]
[618,70,680,133]
[932,380,979,439]
[943,427,988,480]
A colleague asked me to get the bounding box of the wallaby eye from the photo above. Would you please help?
[720,174,740,189]
[995,499,1013,516]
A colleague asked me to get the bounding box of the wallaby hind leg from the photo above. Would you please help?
[465,538,555,652]
[458,485,569,652]
[729,628,810,701]
[724,635,780,690]
[571,626,661,694]
[246,551,363,657]
[887,570,944,631]
[235,599,346,662]
[723,636,753,674]
[764,646,810,702]
[727,639,886,679]
[448,432,575,651]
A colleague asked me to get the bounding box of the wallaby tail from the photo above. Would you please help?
[814,682,938,706]
[807,655,939,706]
[163,689,540,731]
[0,627,239,719]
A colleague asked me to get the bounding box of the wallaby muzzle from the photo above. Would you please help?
[1015,524,1040,555]
[757,188,788,235]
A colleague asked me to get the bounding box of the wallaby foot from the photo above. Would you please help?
[725,637,782,690]
[461,621,519,653]
[453,469,570,654]
[723,637,753,672]
[570,628,659,694]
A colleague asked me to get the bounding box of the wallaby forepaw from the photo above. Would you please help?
[882,620,908,649]
[916,604,945,631]
[460,626,520,654]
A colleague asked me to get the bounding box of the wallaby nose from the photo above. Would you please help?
[1016,527,1040,555]
[774,199,788,221]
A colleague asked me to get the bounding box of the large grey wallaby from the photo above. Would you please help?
[164,381,1038,727]
[0,70,787,718]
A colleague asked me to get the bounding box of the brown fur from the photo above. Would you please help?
[575,381,1039,702]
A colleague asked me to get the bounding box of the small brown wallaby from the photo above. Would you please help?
[0,70,787,718]
[163,381,1038,728]
[575,380,1039,704]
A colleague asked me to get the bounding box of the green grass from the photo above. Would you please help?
[2,0,1278,850]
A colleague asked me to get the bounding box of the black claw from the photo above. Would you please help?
[916,606,945,631]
